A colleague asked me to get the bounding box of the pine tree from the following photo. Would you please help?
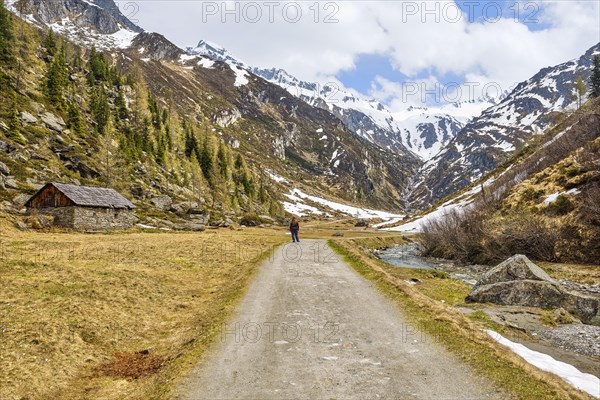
[90,85,110,134]
[44,47,69,109]
[68,100,84,136]
[115,86,129,121]
[98,116,119,186]
[44,29,57,56]
[87,47,109,84]
[574,76,586,109]
[0,0,14,65]
[217,142,228,179]
[591,55,600,98]
[198,135,215,186]
[8,94,25,145]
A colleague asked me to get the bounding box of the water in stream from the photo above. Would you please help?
[376,243,483,286]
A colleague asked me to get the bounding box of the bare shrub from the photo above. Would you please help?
[493,212,560,262]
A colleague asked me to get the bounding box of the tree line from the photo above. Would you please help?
[0,2,283,217]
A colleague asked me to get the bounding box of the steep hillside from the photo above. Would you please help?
[0,0,421,228]
[418,98,600,264]
[409,43,600,208]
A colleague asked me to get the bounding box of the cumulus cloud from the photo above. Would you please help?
[134,1,600,108]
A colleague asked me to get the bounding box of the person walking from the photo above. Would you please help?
[289,217,300,242]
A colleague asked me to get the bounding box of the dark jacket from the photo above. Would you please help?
[289,221,300,231]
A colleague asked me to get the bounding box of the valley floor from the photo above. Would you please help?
[0,217,597,399]
[177,239,499,399]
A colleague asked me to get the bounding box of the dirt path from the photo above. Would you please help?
[177,240,501,399]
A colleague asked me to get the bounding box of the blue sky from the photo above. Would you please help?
[136,1,600,110]
[336,1,555,99]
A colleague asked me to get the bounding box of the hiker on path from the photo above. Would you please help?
[289,217,300,242]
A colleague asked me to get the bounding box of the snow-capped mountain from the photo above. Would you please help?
[188,40,496,161]
[408,42,600,208]
[7,0,142,49]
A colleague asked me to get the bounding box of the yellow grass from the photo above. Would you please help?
[0,217,287,400]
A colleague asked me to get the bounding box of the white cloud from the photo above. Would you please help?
[134,1,599,107]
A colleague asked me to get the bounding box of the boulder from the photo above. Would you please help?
[150,195,172,211]
[13,193,31,207]
[0,161,9,176]
[474,254,557,288]
[18,111,37,124]
[333,232,345,237]
[174,223,206,232]
[468,280,566,309]
[0,139,13,153]
[467,255,599,323]
[467,280,598,323]
[130,185,146,199]
[14,221,28,231]
[259,215,275,223]
[29,102,45,114]
[4,177,19,190]
[40,112,65,132]
[355,219,369,227]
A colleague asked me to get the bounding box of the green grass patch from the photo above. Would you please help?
[328,239,593,400]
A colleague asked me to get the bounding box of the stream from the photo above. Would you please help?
[376,243,486,286]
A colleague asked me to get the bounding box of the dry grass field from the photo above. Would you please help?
[0,216,289,400]
[0,215,398,400]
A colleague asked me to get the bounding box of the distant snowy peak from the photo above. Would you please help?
[189,40,245,68]
[188,39,495,162]
[9,0,142,49]
[408,42,600,209]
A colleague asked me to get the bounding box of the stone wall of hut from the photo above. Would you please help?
[33,207,135,231]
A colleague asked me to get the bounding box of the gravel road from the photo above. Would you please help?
[178,240,501,399]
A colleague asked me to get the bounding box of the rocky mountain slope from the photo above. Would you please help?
[419,97,600,265]
[409,43,600,208]
[1,0,422,224]
[188,40,497,162]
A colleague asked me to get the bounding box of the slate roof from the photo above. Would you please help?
[31,182,136,209]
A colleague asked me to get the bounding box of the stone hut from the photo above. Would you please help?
[25,182,136,231]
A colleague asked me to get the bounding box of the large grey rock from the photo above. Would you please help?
[467,280,599,323]
[0,161,9,176]
[13,193,31,207]
[0,139,12,152]
[29,102,45,114]
[475,254,557,288]
[355,219,369,227]
[40,112,65,132]
[18,111,37,124]
[4,177,19,189]
[14,221,28,231]
[150,195,172,211]
[174,223,205,232]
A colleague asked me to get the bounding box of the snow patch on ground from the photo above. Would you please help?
[543,189,581,205]
[42,16,138,50]
[179,54,196,63]
[197,57,215,69]
[486,330,600,398]
[267,170,288,184]
[284,189,403,220]
[385,183,486,233]
[231,65,249,87]
[283,201,324,216]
